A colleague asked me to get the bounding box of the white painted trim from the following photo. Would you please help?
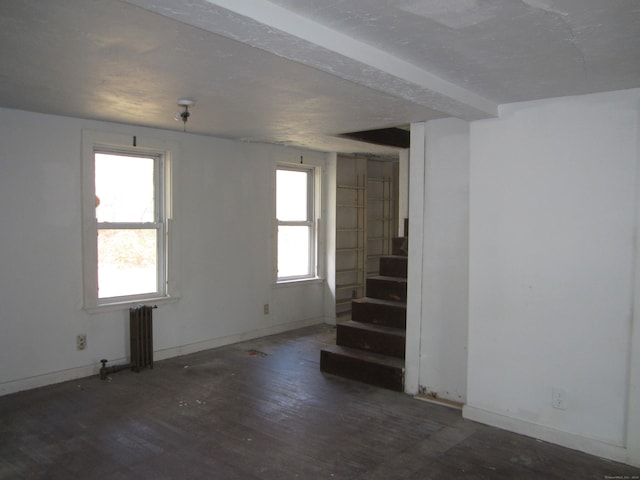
[463,405,633,466]
[81,129,180,310]
[323,152,338,326]
[0,318,325,397]
[0,364,99,397]
[83,294,180,314]
[398,149,409,237]
[414,394,464,411]
[153,317,325,361]
[275,163,318,282]
[404,123,427,395]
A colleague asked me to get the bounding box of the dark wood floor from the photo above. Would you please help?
[1,324,639,479]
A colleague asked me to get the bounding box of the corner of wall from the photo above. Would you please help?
[463,405,630,465]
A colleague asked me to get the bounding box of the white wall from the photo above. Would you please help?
[464,89,640,466]
[0,108,332,395]
[404,119,470,403]
[405,122,426,395]
[420,118,469,403]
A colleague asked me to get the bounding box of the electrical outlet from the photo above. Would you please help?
[263,304,269,315]
[552,387,567,410]
[76,334,87,351]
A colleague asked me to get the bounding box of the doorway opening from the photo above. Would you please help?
[335,155,399,320]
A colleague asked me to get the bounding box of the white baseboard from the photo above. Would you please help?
[0,318,324,397]
[154,317,324,361]
[0,364,99,397]
[414,393,464,410]
[463,404,632,466]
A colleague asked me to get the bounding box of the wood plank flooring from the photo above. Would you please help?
[1,324,638,479]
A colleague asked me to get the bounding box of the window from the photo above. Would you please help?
[82,131,175,309]
[95,151,165,299]
[276,165,317,281]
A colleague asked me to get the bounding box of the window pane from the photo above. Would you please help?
[277,169,308,221]
[98,229,157,298]
[95,153,155,223]
[278,225,310,278]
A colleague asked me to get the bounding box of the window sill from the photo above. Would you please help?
[84,294,180,314]
[275,277,324,288]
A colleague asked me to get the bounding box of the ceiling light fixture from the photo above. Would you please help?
[174,99,194,131]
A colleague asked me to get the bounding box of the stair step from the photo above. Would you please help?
[320,345,404,392]
[367,276,407,302]
[352,297,406,328]
[392,237,408,256]
[379,255,408,278]
[337,321,405,358]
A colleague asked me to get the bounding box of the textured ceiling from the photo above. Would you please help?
[0,0,638,154]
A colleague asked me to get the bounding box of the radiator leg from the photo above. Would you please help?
[99,359,132,380]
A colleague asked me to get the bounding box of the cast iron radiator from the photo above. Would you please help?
[99,304,156,379]
[130,304,155,371]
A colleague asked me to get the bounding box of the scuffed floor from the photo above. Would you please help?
[1,324,638,479]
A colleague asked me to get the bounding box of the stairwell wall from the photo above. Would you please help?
[405,119,470,403]
[421,119,470,403]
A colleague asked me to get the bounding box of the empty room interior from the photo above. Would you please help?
[1,0,640,477]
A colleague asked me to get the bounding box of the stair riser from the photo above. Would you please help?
[367,278,407,302]
[392,237,408,256]
[351,301,406,328]
[337,324,405,358]
[379,256,408,278]
[320,350,404,392]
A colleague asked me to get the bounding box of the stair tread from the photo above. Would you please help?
[321,345,405,369]
[353,296,406,308]
[339,320,405,337]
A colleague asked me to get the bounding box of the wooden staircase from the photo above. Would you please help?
[321,234,407,391]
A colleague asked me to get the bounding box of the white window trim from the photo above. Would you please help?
[81,130,179,311]
[276,163,321,283]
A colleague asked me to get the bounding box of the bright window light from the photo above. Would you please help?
[94,152,165,301]
[276,166,316,281]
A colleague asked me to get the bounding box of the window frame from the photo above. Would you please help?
[276,163,319,283]
[82,130,177,311]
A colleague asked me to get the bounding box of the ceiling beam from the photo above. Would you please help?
[122,0,498,121]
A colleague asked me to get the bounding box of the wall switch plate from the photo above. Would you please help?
[77,334,87,351]
[552,387,567,410]
[263,304,269,315]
